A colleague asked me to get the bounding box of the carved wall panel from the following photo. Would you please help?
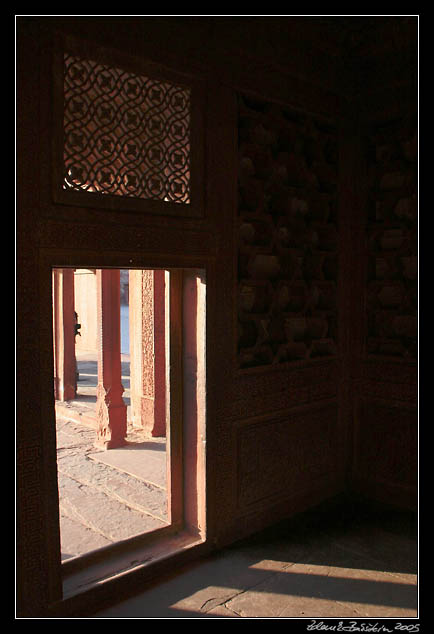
[365,114,417,359]
[236,403,337,511]
[16,444,50,612]
[222,360,338,423]
[353,398,417,508]
[237,94,339,369]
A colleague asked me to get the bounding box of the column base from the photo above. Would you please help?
[131,396,166,438]
[95,401,128,449]
[94,435,128,450]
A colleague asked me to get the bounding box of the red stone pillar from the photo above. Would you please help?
[52,268,76,401]
[129,269,167,437]
[95,269,127,449]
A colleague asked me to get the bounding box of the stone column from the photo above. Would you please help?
[52,268,76,401]
[95,269,127,449]
[129,269,167,437]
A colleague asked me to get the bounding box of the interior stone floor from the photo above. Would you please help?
[91,499,418,619]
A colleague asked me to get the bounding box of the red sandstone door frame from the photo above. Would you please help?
[45,257,207,606]
[166,267,184,528]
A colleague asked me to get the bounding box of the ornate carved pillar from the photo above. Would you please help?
[95,269,127,449]
[52,268,76,401]
[129,269,168,437]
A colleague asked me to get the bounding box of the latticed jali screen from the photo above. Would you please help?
[63,53,191,203]
[237,94,339,369]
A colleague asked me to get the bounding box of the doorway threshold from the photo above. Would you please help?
[53,528,206,616]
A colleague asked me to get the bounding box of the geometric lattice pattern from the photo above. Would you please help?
[237,94,339,369]
[63,53,191,203]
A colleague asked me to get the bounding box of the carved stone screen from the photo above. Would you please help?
[237,94,339,369]
[365,115,417,359]
[63,52,191,203]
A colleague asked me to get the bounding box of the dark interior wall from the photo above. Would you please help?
[347,20,418,511]
[16,16,417,616]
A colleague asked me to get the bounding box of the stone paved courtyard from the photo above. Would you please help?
[55,353,169,561]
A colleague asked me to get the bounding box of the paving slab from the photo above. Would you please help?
[56,417,169,559]
[206,604,241,617]
[58,471,166,544]
[56,419,95,450]
[59,512,113,560]
[88,439,166,490]
[58,445,168,522]
[167,551,283,615]
[330,525,418,577]
[224,560,417,618]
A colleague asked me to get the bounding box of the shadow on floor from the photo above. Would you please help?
[90,497,418,619]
